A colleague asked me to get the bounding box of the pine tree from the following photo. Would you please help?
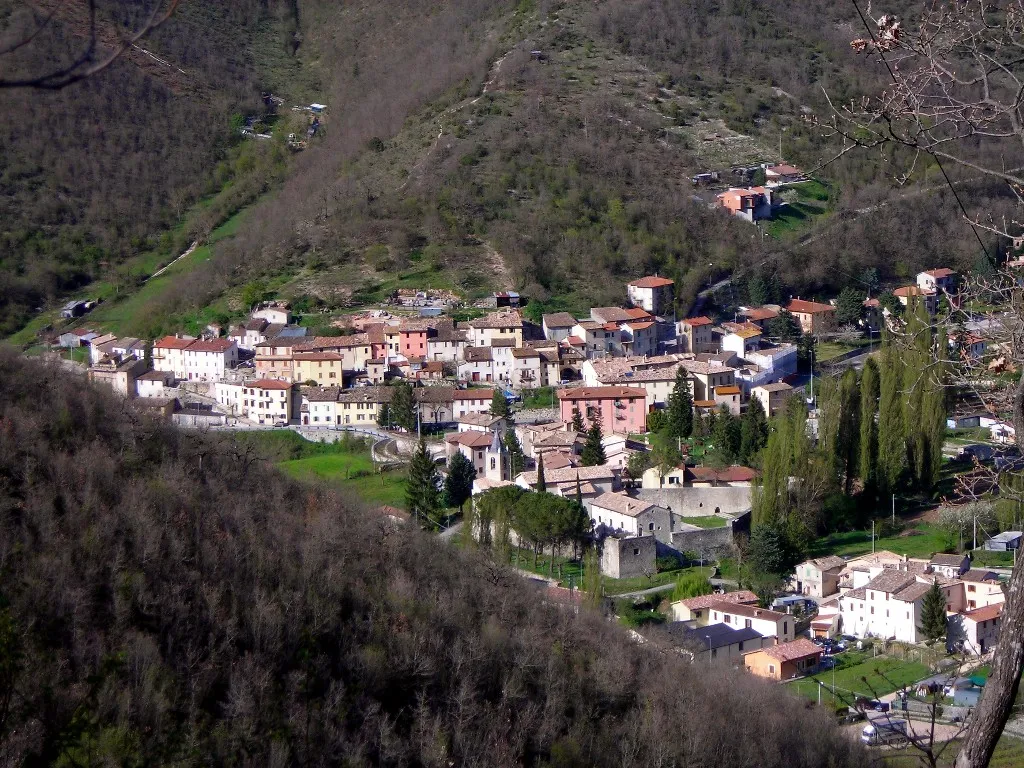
[877,345,906,498]
[571,406,585,433]
[504,428,526,477]
[858,357,880,495]
[377,402,392,429]
[667,366,694,439]
[490,389,511,418]
[581,413,606,466]
[920,580,948,642]
[709,407,740,465]
[443,451,476,512]
[390,380,417,432]
[406,438,440,527]
[536,451,546,492]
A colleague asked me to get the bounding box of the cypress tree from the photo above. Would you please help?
[858,357,880,495]
[406,438,440,527]
[571,407,586,433]
[667,366,694,439]
[903,298,932,486]
[816,374,843,493]
[390,380,417,432]
[920,580,948,642]
[536,451,547,492]
[504,428,526,477]
[581,413,606,466]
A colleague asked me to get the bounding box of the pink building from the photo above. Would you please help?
[399,325,430,358]
[558,386,647,435]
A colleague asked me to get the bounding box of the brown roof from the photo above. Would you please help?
[303,386,342,402]
[457,413,503,427]
[511,347,540,359]
[446,432,494,448]
[924,268,957,278]
[930,553,967,566]
[804,555,846,572]
[755,382,793,393]
[715,465,758,483]
[677,590,758,611]
[518,464,614,485]
[592,307,633,323]
[864,570,918,595]
[453,388,494,401]
[468,311,523,329]
[557,386,646,401]
[462,347,492,362]
[893,582,932,603]
[629,276,674,288]
[543,312,577,328]
[961,569,999,583]
[293,352,344,361]
[590,492,660,518]
[786,298,835,315]
[893,285,935,298]
[755,638,823,663]
[716,385,741,395]
[625,307,654,320]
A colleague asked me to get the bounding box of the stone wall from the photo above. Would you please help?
[635,486,751,517]
[670,525,735,560]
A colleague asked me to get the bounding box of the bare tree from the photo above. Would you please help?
[826,4,1024,765]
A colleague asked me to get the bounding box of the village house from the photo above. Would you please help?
[446,430,507,480]
[542,312,578,342]
[677,316,715,353]
[300,386,343,426]
[751,382,793,417]
[740,305,781,328]
[228,318,269,350]
[893,285,938,315]
[466,311,524,348]
[299,335,374,373]
[641,464,756,489]
[453,389,495,418]
[58,327,98,348]
[679,359,737,401]
[182,338,238,382]
[152,335,197,380]
[426,324,468,362]
[293,352,345,386]
[458,347,494,383]
[557,386,647,434]
[588,492,673,542]
[929,553,971,579]
[743,343,798,383]
[515,464,617,497]
[722,324,762,359]
[717,186,774,222]
[216,379,293,425]
[838,570,957,644]
[706,602,794,642]
[670,590,759,624]
[251,301,291,325]
[764,164,804,185]
[948,603,1003,655]
[254,339,300,381]
[986,531,1023,551]
[667,623,770,664]
[510,347,543,389]
[786,298,835,334]
[627,275,675,316]
[620,320,658,357]
[744,638,824,681]
[960,569,1005,611]
[135,370,175,398]
[571,320,617,358]
[792,555,847,598]
[917,268,959,296]
[88,355,148,397]
[490,340,516,383]
[714,384,743,415]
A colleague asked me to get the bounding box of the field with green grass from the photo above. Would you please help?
[279,452,407,508]
[680,516,728,529]
[519,387,558,410]
[808,521,952,560]
[786,651,930,709]
[887,735,1024,767]
[764,180,832,239]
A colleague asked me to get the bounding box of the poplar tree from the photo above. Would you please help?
[837,367,861,496]
[752,410,793,527]
[877,345,906,498]
[858,357,880,496]
[739,398,769,464]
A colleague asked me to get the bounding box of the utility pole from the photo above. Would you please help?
[872,519,876,553]
[892,494,896,526]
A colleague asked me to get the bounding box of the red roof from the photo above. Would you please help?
[252,379,292,390]
[72,327,97,337]
[863,298,880,307]
[743,307,779,321]
[626,321,655,330]
[565,335,585,345]
[557,386,646,400]
[716,465,758,483]
[715,385,742,395]
[629,276,674,289]
[186,338,235,353]
[924,268,957,278]
[786,299,834,315]
[755,638,823,663]
[766,164,802,177]
[624,307,654,320]
[445,431,493,448]
[683,316,714,327]
[964,603,1003,622]
[677,590,758,610]
[154,335,195,350]
[893,285,935,297]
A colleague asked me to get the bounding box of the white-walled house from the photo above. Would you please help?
[706,602,794,642]
[135,370,175,398]
[838,570,959,644]
[152,335,196,380]
[542,312,578,342]
[627,276,675,316]
[588,492,672,541]
[453,389,495,418]
[216,379,292,424]
[467,311,524,347]
[182,338,238,382]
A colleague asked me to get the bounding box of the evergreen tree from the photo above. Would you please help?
[858,357,881,495]
[406,438,440,527]
[390,380,417,432]
[377,402,392,429]
[490,389,511,418]
[667,366,694,439]
[650,428,683,477]
[709,406,741,465]
[504,428,526,477]
[920,580,948,642]
[581,413,606,466]
[571,406,586,433]
[835,287,866,327]
[766,310,801,342]
[575,473,583,507]
[536,451,547,492]
[877,345,906,498]
[443,451,476,512]
[837,367,861,496]
[747,271,769,306]
[903,298,931,486]
[739,398,769,464]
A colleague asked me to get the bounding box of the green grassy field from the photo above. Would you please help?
[519,387,557,410]
[787,651,930,709]
[680,516,728,529]
[808,521,952,560]
[278,452,407,508]
[887,735,1024,767]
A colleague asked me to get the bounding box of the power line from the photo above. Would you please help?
[849,0,994,265]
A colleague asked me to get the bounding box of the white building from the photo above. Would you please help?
[216,379,292,424]
[135,370,175,398]
[182,338,238,382]
[706,602,794,642]
[453,389,495,418]
[627,276,675,317]
[588,492,671,539]
[542,312,577,342]
[152,335,196,380]
[838,570,960,644]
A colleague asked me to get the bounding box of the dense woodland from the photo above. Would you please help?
[0,350,868,765]
[3,0,1018,335]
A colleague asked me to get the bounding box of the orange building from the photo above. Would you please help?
[743,638,823,681]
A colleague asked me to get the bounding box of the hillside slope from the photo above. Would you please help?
[0,350,868,765]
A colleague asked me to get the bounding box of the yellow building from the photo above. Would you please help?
[293,352,345,386]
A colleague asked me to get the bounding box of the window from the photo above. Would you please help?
[648,522,655,531]
[738,641,744,651]
[745,619,752,629]
[870,607,874,615]
[783,621,788,634]
[724,615,731,624]
[968,585,976,593]
[769,664,775,675]
[633,548,640,556]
